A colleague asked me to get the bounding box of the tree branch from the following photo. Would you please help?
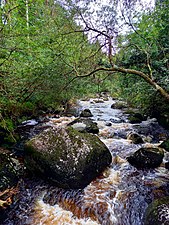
[62,64,169,102]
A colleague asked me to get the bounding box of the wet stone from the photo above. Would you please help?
[93,99,105,103]
[80,109,93,117]
[127,147,164,169]
[111,101,127,109]
[0,150,22,193]
[68,118,99,134]
[128,113,144,124]
[127,132,144,144]
[144,197,169,225]
[24,126,112,189]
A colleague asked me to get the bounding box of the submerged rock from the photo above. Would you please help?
[144,197,169,225]
[24,127,112,189]
[105,122,112,127]
[127,147,164,169]
[110,117,124,123]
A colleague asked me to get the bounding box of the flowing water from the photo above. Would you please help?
[3,96,169,225]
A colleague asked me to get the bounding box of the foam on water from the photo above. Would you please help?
[32,199,99,225]
[4,96,169,225]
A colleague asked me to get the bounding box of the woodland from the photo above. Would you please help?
[0,0,168,145]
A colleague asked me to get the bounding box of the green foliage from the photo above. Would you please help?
[0,0,104,145]
[0,113,16,146]
[1,0,168,146]
[114,0,169,112]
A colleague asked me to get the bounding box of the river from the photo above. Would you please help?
[3,96,169,225]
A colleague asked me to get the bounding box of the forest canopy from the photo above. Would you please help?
[59,0,169,99]
[0,0,168,144]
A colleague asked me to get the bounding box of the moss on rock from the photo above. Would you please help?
[144,197,169,225]
[24,126,112,189]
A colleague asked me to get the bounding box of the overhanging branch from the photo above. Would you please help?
[62,65,169,102]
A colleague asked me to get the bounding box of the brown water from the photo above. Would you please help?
[3,97,169,225]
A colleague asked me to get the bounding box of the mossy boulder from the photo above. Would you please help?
[24,127,112,189]
[127,147,164,169]
[68,118,99,134]
[144,197,169,225]
[80,109,93,117]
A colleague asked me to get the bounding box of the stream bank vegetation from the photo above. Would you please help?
[0,0,168,145]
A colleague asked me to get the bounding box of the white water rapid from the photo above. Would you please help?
[4,96,169,225]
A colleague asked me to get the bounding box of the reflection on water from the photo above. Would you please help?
[4,97,169,225]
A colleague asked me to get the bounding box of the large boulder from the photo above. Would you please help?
[127,147,164,169]
[144,197,169,225]
[24,127,112,189]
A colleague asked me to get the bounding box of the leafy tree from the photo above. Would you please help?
[1,0,168,144]
[115,0,169,111]
[59,0,169,102]
[0,0,102,144]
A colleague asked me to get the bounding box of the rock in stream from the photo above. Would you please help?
[24,126,112,189]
